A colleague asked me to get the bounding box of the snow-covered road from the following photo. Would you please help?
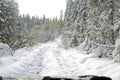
[0,38,120,80]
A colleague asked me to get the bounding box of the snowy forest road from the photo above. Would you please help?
[1,38,120,80]
[21,38,120,80]
[20,38,89,77]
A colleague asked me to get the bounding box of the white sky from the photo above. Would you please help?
[17,0,66,18]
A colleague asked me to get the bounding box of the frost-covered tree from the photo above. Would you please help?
[14,14,62,49]
[63,0,120,61]
[0,0,19,45]
[19,14,43,30]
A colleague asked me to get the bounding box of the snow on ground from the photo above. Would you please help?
[0,43,12,57]
[0,37,120,80]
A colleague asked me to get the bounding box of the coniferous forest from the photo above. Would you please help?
[0,0,120,79]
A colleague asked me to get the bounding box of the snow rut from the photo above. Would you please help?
[24,47,46,75]
[40,46,65,76]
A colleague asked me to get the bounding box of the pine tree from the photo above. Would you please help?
[0,0,19,45]
[63,0,120,60]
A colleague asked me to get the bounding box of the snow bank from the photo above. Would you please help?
[0,43,27,77]
[0,43,12,57]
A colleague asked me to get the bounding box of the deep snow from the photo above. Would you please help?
[0,43,12,57]
[0,37,120,80]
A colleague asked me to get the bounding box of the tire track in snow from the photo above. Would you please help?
[23,46,46,75]
[40,45,65,76]
[54,51,77,76]
[52,49,90,76]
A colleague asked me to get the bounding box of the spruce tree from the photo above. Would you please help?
[0,0,19,46]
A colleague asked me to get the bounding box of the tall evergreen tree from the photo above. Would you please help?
[0,0,19,45]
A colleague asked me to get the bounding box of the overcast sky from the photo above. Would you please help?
[17,0,66,18]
